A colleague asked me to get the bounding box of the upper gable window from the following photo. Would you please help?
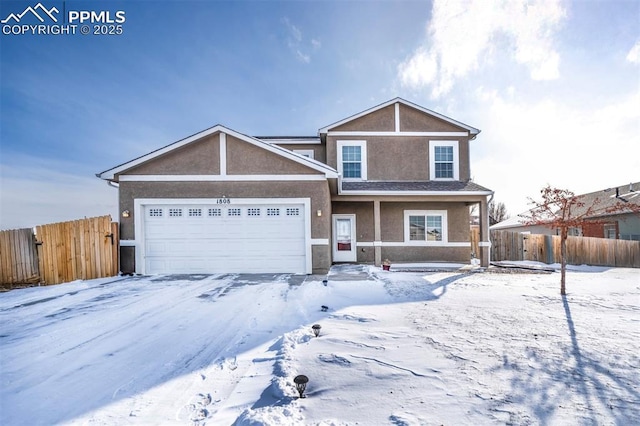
[293,149,315,160]
[429,141,459,180]
[337,140,367,180]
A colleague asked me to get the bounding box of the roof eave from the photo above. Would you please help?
[318,97,480,135]
[97,124,337,181]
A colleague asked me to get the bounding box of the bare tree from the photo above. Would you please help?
[489,201,509,225]
[523,185,640,295]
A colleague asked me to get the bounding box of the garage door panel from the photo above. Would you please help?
[143,202,307,274]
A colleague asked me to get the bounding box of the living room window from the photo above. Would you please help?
[404,210,448,243]
[429,141,459,180]
[337,140,367,180]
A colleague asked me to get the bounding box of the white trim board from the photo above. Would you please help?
[262,138,321,145]
[327,131,469,137]
[338,190,494,196]
[310,238,329,245]
[219,133,227,175]
[119,174,327,182]
[356,241,472,248]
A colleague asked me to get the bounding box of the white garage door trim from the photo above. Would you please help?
[133,198,312,275]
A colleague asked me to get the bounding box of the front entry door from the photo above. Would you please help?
[332,214,357,262]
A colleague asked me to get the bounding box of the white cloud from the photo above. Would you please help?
[282,17,316,64]
[398,0,566,98]
[471,88,640,215]
[626,41,640,64]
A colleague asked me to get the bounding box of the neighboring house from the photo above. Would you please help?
[491,182,640,240]
[97,98,493,275]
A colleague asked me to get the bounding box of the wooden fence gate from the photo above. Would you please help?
[0,216,119,288]
[0,228,40,286]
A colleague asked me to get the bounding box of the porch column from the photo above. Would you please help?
[479,197,491,267]
[374,200,382,266]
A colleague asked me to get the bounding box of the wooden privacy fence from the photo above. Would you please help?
[0,216,118,288]
[491,230,640,268]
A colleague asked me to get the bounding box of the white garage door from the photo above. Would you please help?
[142,201,307,274]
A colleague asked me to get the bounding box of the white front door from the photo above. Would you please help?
[332,214,357,262]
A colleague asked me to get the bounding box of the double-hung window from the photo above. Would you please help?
[337,140,367,180]
[404,210,448,243]
[429,141,459,180]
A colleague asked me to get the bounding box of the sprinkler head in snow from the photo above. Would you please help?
[294,375,309,398]
[312,324,322,337]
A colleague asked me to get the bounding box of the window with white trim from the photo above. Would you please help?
[337,140,367,180]
[208,208,221,217]
[228,208,241,217]
[286,207,300,216]
[293,149,314,159]
[247,208,261,217]
[429,141,459,180]
[267,208,280,216]
[188,208,202,217]
[148,208,163,217]
[169,208,183,217]
[404,210,448,243]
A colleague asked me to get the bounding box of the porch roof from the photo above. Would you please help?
[341,180,492,194]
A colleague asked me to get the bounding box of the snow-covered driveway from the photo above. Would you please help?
[1,265,638,425]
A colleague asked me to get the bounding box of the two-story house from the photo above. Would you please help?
[97,98,493,275]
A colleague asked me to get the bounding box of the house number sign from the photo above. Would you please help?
[216,198,231,204]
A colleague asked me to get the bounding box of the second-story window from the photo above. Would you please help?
[342,146,361,178]
[434,146,454,178]
[337,140,367,180]
[429,140,459,180]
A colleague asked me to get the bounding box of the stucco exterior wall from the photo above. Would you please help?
[331,201,374,242]
[398,103,469,132]
[330,200,473,264]
[120,134,220,176]
[118,180,332,273]
[382,246,470,263]
[332,105,395,132]
[380,201,470,243]
[227,136,320,175]
[326,135,471,182]
[274,144,326,164]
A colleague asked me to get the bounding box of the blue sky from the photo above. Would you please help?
[1,0,639,229]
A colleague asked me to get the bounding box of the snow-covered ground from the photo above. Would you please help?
[1,265,638,425]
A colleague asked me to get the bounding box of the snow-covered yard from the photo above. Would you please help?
[1,265,638,425]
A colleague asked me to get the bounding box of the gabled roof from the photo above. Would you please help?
[491,182,640,230]
[97,124,338,181]
[570,182,640,218]
[318,97,480,135]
